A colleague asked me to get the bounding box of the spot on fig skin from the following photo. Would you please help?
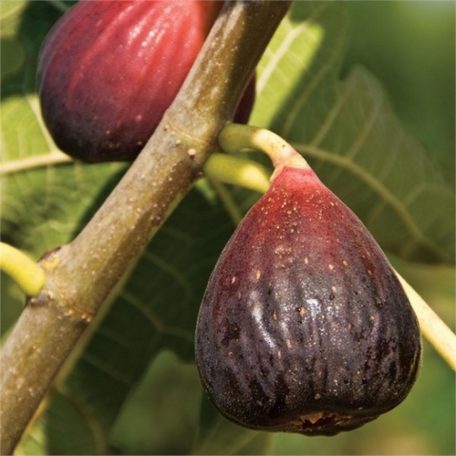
[195,166,421,436]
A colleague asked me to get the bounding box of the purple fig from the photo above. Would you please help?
[37,0,255,162]
[195,165,421,435]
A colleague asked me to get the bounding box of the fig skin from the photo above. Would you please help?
[37,0,255,162]
[195,166,421,436]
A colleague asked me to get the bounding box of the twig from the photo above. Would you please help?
[205,153,270,194]
[0,2,291,453]
[0,243,45,296]
[395,271,456,370]
[0,151,72,176]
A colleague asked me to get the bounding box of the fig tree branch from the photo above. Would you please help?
[0,2,291,453]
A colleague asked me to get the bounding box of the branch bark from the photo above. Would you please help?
[0,2,291,453]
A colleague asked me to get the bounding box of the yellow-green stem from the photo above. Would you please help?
[219,123,309,175]
[395,272,456,370]
[0,243,46,296]
[205,153,270,194]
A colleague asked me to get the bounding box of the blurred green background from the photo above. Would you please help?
[343,1,455,187]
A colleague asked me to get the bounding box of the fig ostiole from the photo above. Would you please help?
[195,153,421,435]
[37,0,255,163]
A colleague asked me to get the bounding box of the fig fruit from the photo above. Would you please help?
[37,0,255,162]
[195,165,421,435]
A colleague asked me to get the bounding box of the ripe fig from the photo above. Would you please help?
[37,0,255,162]
[195,165,421,436]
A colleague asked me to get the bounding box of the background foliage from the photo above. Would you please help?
[1,1,454,454]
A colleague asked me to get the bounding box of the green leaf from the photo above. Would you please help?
[0,1,28,81]
[111,351,271,455]
[110,351,203,455]
[343,2,455,186]
[192,395,271,455]
[251,1,454,264]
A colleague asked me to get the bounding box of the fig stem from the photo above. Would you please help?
[0,242,46,296]
[204,153,270,194]
[219,123,309,176]
[395,271,456,371]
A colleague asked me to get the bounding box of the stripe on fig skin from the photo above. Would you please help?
[195,165,421,436]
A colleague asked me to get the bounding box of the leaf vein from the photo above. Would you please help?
[294,142,448,261]
[310,76,353,146]
[56,386,108,454]
[81,353,131,385]
[142,251,192,300]
[257,1,330,95]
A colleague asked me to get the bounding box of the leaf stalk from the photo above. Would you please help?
[0,243,46,296]
[204,153,270,194]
